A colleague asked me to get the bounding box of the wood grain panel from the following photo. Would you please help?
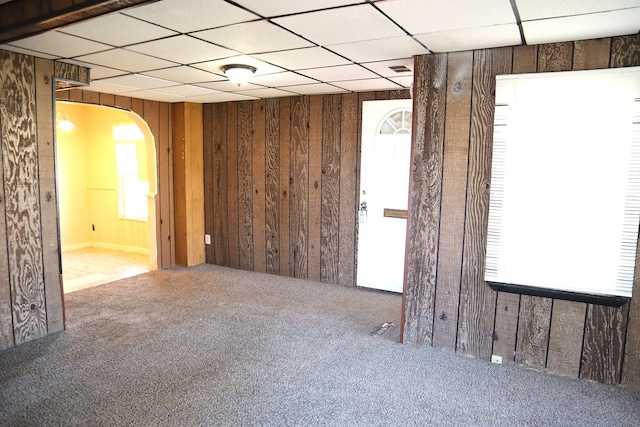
[337,93,358,286]
[212,103,229,266]
[307,96,323,282]
[0,51,47,345]
[265,98,280,275]
[157,102,173,268]
[491,292,520,363]
[432,51,472,350]
[171,103,187,266]
[572,39,611,70]
[581,304,629,384]
[290,96,309,279]
[456,48,511,359]
[203,104,215,263]
[278,98,291,277]
[227,103,240,269]
[515,295,552,371]
[320,94,341,285]
[237,101,254,270]
[610,34,640,68]
[546,300,586,377]
[252,99,266,273]
[82,90,100,105]
[36,58,64,334]
[538,42,573,72]
[115,95,132,111]
[0,71,13,350]
[402,54,447,345]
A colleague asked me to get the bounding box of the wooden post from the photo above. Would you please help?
[172,102,205,267]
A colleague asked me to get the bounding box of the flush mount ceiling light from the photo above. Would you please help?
[221,64,257,86]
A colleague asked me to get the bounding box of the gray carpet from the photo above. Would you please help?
[1,264,639,426]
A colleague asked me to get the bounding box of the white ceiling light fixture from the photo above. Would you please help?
[221,64,257,86]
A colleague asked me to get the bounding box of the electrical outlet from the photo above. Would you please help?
[491,355,502,365]
[205,234,211,245]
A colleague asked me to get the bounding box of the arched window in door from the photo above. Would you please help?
[377,108,412,135]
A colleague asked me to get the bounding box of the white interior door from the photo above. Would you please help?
[357,99,412,293]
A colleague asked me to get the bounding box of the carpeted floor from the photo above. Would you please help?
[1,264,639,426]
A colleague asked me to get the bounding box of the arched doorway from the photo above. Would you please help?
[55,101,158,292]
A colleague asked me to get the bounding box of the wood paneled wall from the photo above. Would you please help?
[0,50,89,350]
[403,34,640,385]
[203,90,409,285]
[57,88,176,269]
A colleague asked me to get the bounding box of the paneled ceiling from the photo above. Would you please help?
[2,0,639,103]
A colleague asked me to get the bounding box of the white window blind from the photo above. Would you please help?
[485,66,640,298]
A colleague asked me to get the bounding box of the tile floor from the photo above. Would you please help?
[62,247,151,293]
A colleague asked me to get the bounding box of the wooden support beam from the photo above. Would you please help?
[172,103,205,267]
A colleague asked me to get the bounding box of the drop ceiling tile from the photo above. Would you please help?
[515,0,640,21]
[126,35,238,65]
[122,0,258,33]
[98,74,176,90]
[234,88,299,98]
[193,21,312,54]
[283,83,347,95]
[233,0,363,17]
[415,24,522,53]
[63,61,128,79]
[0,44,60,59]
[272,4,405,46]
[299,64,378,82]
[191,92,259,103]
[193,55,284,77]
[376,0,516,34]
[87,80,138,94]
[250,71,317,87]
[9,32,110,58]
[254,47,350,71]
[327,36,428,63]
[388,75,414,88]
[121,89,187,103]
[153,85,220,97]
[142,66,224,84]
[59,13,178,47]
[76,49,178,72]
[333,78,403,92]
[361,58,413,78]
[196,81,264,92]
[522,8,640,45]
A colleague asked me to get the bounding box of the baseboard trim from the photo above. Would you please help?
[61,242,149,255]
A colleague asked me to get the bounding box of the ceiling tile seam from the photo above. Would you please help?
[508,0,527,45]
[224,1,371,21]
[366,1,431,53]
[519,6,640,23]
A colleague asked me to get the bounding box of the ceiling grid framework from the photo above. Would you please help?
[0,0,638,103]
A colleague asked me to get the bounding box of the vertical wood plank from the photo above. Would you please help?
[581,304,629,384]
[114,95,132,111]
[252,99,266,273]
[171,103,187,266]
[203,104,215,263]
[227,103,240,269]
[212,103,229,266]
[82,89,99,105]
[572,39,611,70]
[35,57,64,334]
[613,33,640,387]
[402,54,447,345]
[0,51,47,345]
[99,93,115,106]
[157,102,174,268]
[237,101,254,270]
[538,42,573,72]
[307,95,323,282]
[456,47,512,359]
[491,292,520,363]
[515,295,552,371]
[432,51,473,350]
[547,300,586,377]
[55,89,70,100]
[337,92,358,286]
[320,94,341,285]
[290,96,309,279]
[265,98,280,275]
[278,98,291,277]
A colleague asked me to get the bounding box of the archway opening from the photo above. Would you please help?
[55,101,158,292]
